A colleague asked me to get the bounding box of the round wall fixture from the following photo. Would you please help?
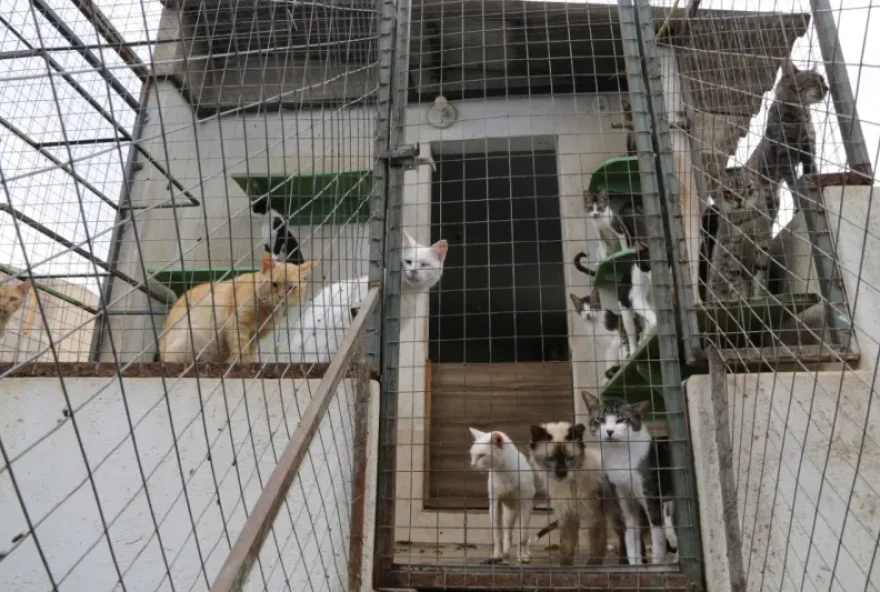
[427,95,458,129]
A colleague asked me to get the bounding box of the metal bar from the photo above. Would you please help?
[810,0,873,178]
[0,112,119,211]
[210,287,381,592]
[70,0,150,82]
[0,13,200,209]
[620,0,703,583]
[0,203,177,306]
[372,0,409,583]
[792,177,853,350]
[30,0,140,111]
[33,138,123,148]
[632,10,701,364]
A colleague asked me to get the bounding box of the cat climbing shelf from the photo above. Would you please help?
[231,170,373,224]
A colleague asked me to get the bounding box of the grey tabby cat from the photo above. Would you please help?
[745,60,828,217]
[707,171,774,302]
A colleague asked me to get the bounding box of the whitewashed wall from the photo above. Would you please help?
[101,82,375,362]
[0,377,375,592]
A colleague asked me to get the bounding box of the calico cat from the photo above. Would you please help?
[528,422,607,565]
[251,195,305,265]
[581,391,678,565]
[160,252,315,363]
[621,99,637,157]
[706,171,774,302]
[469,428,536,564]
[258,230,448,362]
[0,280,32,337]
[745,60,828,217]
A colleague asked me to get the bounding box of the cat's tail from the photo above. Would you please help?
[528,520,559,545]
[574,252,596,277]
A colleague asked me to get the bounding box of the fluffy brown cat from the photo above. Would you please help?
[159,253,315,364]
[0,280,32,337]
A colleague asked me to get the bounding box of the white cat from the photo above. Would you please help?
[469,428,536,564]
[258,231,448,363]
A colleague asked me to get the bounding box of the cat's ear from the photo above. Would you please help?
[580,390,600,413]
[431,239,448,262]
[297,260,317,277]
[260,251,274,272]
[529,424,550,444]
[402,230,417,249]
[629,400,651,418]
[782,59,798,76]
[568,423,587,442]
[16,280,31,294]
[469,427,486,440]
[569,293,581,309]
[492,432,504,448]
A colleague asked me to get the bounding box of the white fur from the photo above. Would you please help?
[595,412,674,564]
[469,428,536,563]
[629,265,656,339]
[588,205,628,261]
[258,231,447,362]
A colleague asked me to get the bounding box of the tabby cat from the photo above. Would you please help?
[745,60,828,217]
[706,171,774,302]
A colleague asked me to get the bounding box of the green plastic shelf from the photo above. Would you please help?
[592,248,639,288]
[149,267,257,298]
[232,170,372,225]
[699,292,820,335]
[588,156,641,196]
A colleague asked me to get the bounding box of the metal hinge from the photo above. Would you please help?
[379,143,437,172]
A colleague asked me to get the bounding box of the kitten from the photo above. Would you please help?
[745,60,828,217]
[160,252,315,364]
[581,391,678,565]
[468,428,536,564]
[252,195,305,265]
[0,280,31,337]
[706,171,773,303]
[528,422,606,565]
[258,231,448,362]
[621,99,637,157]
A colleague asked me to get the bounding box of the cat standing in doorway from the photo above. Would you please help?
[469,428,537,564]
[581,391,678,565]
[528,421,607,565]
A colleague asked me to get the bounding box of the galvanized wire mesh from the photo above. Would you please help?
[0,0,379,590]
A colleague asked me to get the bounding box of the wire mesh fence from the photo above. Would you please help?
[1,0,879,591]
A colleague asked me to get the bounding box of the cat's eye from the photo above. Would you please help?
[616,418,627,424]
[271,282,279,288]
[420,262,429,268]
[404,259,412,265]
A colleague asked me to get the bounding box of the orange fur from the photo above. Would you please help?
[22,285,37,335]
[0,280,31,337]
[159,253,316,364]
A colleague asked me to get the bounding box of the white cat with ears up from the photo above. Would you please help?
[258,229,448,362]
[469,428,536,564]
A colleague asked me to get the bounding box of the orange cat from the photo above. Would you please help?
[0,280,31,337]
[159,253,315,364]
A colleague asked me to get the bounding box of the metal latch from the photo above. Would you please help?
[379,143,437,172]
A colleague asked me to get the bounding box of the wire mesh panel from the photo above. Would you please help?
[0,0,381,590]
[373,1,703,589]
[651,0,880,591]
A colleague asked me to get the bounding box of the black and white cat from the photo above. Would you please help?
[573,242,655,359]
[570,292,641,380]
[583,189,631,261]
[251,195,305,264]
[581,391,678,565]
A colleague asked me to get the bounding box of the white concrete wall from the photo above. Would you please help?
[102,82,375,361]
[0,376,375,592]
